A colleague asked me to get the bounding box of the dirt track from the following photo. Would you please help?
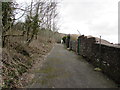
[27,44,117,88]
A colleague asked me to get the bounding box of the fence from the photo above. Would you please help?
[66,35,120,84]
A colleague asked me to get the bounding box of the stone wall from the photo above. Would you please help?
[67,35,120,84]
[69,40,77,52]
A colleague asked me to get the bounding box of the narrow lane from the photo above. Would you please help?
[28,44,116,88]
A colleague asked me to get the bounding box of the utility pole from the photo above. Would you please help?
[99,36,101,54]
[99,35,102,67]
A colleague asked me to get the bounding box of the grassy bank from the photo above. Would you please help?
[1,29,62,88]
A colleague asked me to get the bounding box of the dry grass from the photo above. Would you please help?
[1,29,57,88]
[70,34,79,41]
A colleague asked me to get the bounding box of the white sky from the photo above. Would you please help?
[16,0,119,43]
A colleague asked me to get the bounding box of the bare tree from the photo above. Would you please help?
[1,0,59,46]
[23,0,58,44]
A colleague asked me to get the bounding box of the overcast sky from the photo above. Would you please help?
[16,0,119,43]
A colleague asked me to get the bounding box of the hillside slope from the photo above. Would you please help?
[1,36,54,88]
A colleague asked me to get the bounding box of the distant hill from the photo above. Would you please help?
[87,35,120,48]
[70,34,79,41]
[87,35,111,45]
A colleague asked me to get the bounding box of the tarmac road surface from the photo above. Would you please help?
[27,44,117,88]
